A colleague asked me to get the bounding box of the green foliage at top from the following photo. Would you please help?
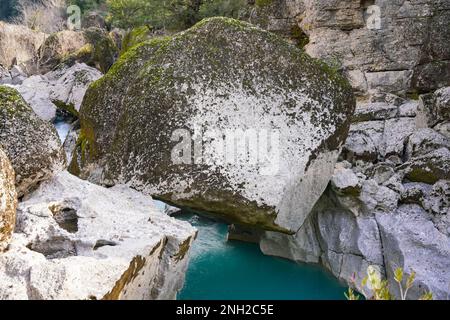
[68,0,107,14]
[106,0,169,29]
[345,266,434,300]
[105,0,247,31]
[120,25,153,55]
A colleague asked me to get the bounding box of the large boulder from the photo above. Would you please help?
[0,148,17,252]
[39,28,118,73]
[0,86,65,196]
[70,17,355,233]
[0,171,196,300]
[38,30,86,70]
[0,22,46,72]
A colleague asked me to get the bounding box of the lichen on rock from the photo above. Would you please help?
[70,17,355,234]
[0,85,65,197]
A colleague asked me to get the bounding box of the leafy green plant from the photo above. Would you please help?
[68,0,107,13]
[346,265,433,300]
[106,0,248,31]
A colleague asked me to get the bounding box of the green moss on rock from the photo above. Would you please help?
[0,86,65,196]
[52,100,79,118]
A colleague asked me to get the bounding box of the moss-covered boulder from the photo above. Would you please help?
[0,86,65,196]
[0,147,16,252]
[39,28,118,73]
[71,17,355,233]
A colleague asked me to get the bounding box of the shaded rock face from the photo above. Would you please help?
[10,63,103,122]
[71,17,355,233]
[0,171,196,300]
[256,0,450,97]
[0,86,65,197]
[39,30,86,70]
[0,148,17,252]
[0,65,28,85]
[0,65,12,85]
[376,205,450,300]
[83,12,107,29]
[261,86,450,299]
[39,28,118,74]
[416,87,450,128]
[0,22,47,73]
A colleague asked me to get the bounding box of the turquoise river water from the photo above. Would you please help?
[176,212,346,300]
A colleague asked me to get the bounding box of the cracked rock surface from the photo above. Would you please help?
[0,171,196,300]
[261,87,450,299]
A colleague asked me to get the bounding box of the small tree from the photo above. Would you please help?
[345,266,433,300]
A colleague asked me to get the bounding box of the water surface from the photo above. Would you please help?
[177,212,346,300]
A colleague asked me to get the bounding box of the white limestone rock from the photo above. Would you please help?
[47,63,103,114]
[10,63,103,122]
[62,121,80,164]
[342,120,384,163]
[260,215,321,264]
[12,75,57,121]
[0,171,196,300]
[330,163,361,195]
[382,117,416,160]
[398,101,419,118]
